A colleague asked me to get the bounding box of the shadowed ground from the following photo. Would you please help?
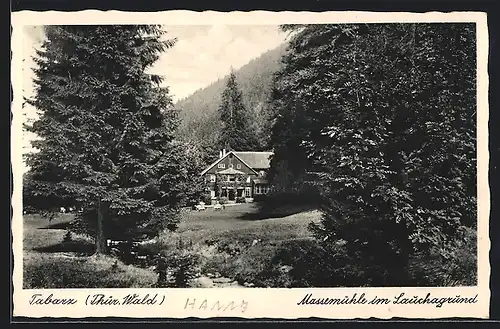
[22,204,322,288]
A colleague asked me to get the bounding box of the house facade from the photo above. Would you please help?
[200,149,273,203]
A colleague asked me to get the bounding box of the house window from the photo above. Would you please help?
[228,176,235,182]
[255,185,269,195]
[209,174,216,182]
[218,163,225,169]
[229,163,233,169]
[236,164,241,169]
[245,187,251,197]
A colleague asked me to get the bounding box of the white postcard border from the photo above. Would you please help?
[11,10,490,319]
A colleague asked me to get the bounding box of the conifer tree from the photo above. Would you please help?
[24,25,186,253]
[217,69,259,151]
[268,23,477,285]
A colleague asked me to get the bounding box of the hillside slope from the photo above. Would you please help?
[174,42,289,159]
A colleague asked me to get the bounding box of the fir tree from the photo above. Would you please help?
[175,44,288,160]
[217,69,259,151]
[24,25,185,254]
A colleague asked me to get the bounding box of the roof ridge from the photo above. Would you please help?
[200,151,273,176]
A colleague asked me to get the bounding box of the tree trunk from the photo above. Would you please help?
[394,165,411,285]
[96,199,109,254]
[397,215,411,285]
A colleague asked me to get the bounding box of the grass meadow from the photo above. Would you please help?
[22,203,322,288]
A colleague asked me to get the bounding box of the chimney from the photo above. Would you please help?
[222,149,226,157]
[219,150,223,158]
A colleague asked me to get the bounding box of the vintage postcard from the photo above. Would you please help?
[11,10,490,319]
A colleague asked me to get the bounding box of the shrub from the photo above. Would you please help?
[409,226,477,286]
[138,235,202,287]
[168,250,200,287]
[62,231,73,243]
[195,238,353,288]
[23,253,157,288]
[200,193,213,205]
[23,205,38,215]
[254,239,355,287]
[227,243,278,286]
[199,252,231,277]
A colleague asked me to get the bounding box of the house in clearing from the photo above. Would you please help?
[200,149,273,203]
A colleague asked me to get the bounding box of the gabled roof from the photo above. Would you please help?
[232,151,273,169]
[200,151,274,176]
[200,151,259,176]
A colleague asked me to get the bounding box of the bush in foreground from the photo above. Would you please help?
[408,226,477,286]
[139,235,202,287]
[252,233,478,288]
[24,253,157,289]
[215,231,478,288]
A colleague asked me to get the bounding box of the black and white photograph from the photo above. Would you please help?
[11,10,490,319]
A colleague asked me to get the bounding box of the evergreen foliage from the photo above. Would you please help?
[24,25,187,252]
[268,23,477,285]
[174,44,288,161]
[217,69,259,151]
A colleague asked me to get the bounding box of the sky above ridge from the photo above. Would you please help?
[22,25,289,103]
